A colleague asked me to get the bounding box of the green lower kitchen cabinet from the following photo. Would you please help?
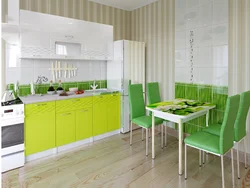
[107,94,121,132]
[75,107,93,141]
[93,94,121,136]
[56,111,76,146]
[93,95,108,136]
[25,102,56,156]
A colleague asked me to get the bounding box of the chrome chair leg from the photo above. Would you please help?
[142,128,144,141]
[237,142,240,179]
[231,149,235,187]
[130,122,133,146]
[221,155,225,188]
[146,128,149,156]
[165,125,167,147]
[244,138,247,169]
[199,150,202,167]
[185,144,187,180]
[161,124,164,149]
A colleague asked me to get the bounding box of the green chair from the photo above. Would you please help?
[147,82,167,147]
[184,94,240,188]
[203,90,250,179]
[128,84,164,156]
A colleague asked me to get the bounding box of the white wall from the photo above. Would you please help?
[5,46,107,85]
[175,0,228,86]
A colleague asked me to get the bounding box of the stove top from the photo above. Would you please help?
[1,98,23,106]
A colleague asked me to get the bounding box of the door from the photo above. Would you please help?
[25,113,55,156]
[75,108,93,141]
[107,94,121,132]
[93,95,108,136]
[56,111,75,146]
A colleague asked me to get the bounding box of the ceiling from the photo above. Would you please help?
[89,0,158,11]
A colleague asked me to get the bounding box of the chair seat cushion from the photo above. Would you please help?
[132,116,164,128]
[184,132,221,154]
[202,124,221,136]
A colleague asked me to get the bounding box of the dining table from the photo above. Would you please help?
[146,98,216,175]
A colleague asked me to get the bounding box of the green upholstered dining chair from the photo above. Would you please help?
[128,84,164,156]
[147,82,167,147]
[203,90,250,179]
[184,94,240,188]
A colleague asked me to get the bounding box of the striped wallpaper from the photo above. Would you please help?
[130,0,175,101]
[229,0,250,153]
[19,0,131,41]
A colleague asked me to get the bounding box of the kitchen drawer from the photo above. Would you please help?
[56,96,93,113]
[25,101,55,117]
[93,95,110,105]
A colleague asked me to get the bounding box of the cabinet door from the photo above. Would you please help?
[75,108,93,141]
[56,111,75,146]
[25,102,55,156]
[20,28,50,58]
[107,94,121,132]
[93,95,108,136]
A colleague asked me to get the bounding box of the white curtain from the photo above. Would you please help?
[229,0,250,153]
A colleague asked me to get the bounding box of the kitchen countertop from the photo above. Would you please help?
[20,89,120,104]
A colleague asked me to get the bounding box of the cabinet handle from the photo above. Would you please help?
[81,109,88,112]
[35,103,47,106]
[72,99,80,102]
[61,112,72,116]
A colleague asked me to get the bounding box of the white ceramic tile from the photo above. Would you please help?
[6,67,34,84]
[186,0,199,12]
[199,0,212,6]
[196,46,213,67]
[199,2,213,27]
[185,7,199,29]
[212,23,228,46]
[185,47,198,67]
[19,59,34,68]
[33,60,51,68]
[175,67,191,83]
[197,67,228,85]
[185,28,199,48]
[33,67,52,83]
[176,30,186,49]
[101,67,107,80]
[175,13,186,31]
[198,26,213,47]
[175,49,188,68]
[176,0,186,14]
[213,2,228,24]
[213,45,228,67]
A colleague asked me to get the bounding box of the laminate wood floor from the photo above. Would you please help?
[2,129,249,188]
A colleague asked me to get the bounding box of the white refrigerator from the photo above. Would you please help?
[107,40,146,133]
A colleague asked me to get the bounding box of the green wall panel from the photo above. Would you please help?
[175,82,228,134]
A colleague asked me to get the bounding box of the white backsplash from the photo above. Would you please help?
[5,59,107,85]
[175,0,228,86]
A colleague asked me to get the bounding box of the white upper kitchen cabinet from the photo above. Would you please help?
[19,10,113,61]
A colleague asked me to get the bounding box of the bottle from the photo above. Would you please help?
[57,80,64,91]
[48,81,55,93]
[30,81,35,95]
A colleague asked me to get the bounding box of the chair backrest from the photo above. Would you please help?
[219,94,240,154]
[128,84,145,120]
[234,90,250,142]
[147,82,161,104]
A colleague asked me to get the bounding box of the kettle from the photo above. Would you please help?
[2,85,17,102]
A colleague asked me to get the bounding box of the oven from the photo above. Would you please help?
[1,103,25,173]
